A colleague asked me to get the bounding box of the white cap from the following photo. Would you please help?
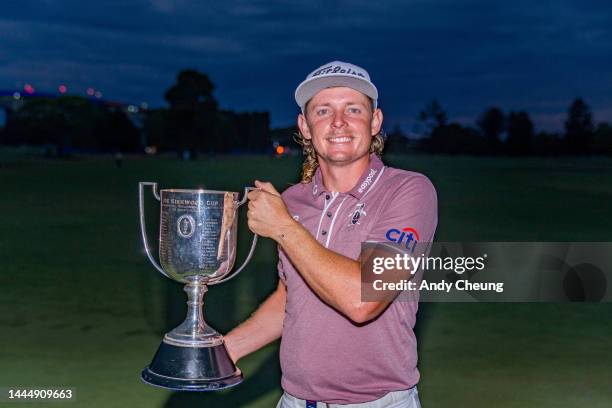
[294,61,378,112]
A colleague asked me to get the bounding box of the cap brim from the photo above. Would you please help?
[295,75,378,110]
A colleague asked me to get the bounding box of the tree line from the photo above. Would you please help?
[1,96,141,157]
[145,70,270,159]
[383,99,612,156]
[1,69,611,157]
[0,70,270,158]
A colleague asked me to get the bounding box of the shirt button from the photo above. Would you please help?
[325,194,330,200]
[326,211,332,217]
[322,230,327,235]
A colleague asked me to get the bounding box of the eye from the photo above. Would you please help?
[316,108,329,116]
[348,107,362,114]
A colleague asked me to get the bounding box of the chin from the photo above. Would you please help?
[324,151,366,165]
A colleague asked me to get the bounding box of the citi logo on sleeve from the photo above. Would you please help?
[385,227,419,252]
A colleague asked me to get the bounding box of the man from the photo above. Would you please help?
[225,61,437,407]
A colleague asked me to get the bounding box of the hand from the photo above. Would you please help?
[247,180,294,240]
[224,334,240,364]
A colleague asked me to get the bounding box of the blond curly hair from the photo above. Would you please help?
[294,100,385,183]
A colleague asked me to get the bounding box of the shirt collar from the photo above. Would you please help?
[312,168,325,197]
[311,153,385,199]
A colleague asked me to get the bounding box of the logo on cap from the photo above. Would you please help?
[311,64,366,79]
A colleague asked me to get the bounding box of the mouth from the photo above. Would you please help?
[327,136,353,144]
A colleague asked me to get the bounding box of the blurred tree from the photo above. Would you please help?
[385,124,410,154]
[212,110,241,153]
[564,98,594,155]
[143,108,171,151]
[164,70,218,159]
[56,96,106,152]
[505,111,534,155]
[418,100,447,135]
[592,122,612,155]
[2,98,84,157]
[477,107,505,153]
[420,123,486,155]
[3,99,66,148]
[532,131,563,156]
[2,96,141,156]
[235,112,270,153]
[93,108,140,153]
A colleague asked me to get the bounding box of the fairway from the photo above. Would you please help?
[1,151,611,407]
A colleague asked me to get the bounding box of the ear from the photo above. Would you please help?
[297,113,312,140]
[371,108,383,136]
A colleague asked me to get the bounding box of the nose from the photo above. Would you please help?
[331,110,347,129]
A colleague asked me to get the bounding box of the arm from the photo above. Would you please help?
[248,181,389,324]
[224,279,286,363]
[276,220,382,323]
[248,177,437,324]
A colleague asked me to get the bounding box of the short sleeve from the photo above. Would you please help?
[365,174,438,249]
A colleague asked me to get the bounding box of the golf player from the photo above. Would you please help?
[225,61,438,407]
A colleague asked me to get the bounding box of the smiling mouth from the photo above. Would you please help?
[327,136,353,144]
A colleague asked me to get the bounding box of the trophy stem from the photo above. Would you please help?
[185,279,207,332]
[164,277,223,347]
[142,276,242,390]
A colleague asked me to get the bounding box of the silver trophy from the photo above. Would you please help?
[138,182,257,391]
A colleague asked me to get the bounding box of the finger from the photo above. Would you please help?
[247,218,259,231]
[249,189,264,202]
[255,180,280,196]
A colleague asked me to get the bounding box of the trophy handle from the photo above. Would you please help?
[139,181,171,279]
[236,186,255,206]
[211,187,258,285]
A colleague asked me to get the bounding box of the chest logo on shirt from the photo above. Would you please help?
[348,203,366,226]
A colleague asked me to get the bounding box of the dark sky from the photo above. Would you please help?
[2,0,611,132]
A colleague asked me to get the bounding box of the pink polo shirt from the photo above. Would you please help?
[277,154,438,404]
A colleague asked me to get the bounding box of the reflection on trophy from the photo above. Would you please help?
[138,182,257,391]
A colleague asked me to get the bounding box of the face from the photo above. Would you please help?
[298,87,383,167]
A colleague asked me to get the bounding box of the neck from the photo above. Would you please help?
[318,154,370,193]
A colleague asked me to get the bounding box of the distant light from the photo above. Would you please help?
[140,102,148,110]
[87,87,95,96]
[276,145,285,155]
[58,85,67,94]
[94,91,102,99]
[127,105,138,113]
[145,146,157,155]
[24,84,34,94]
[13,92,21,100]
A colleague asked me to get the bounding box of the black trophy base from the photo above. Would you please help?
[141,340,243,391]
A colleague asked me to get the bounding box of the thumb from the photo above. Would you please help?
[255,180,280,196]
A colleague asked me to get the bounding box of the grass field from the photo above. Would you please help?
[1,150,611,407]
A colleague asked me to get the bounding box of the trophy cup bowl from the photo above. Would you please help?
[138,182,257,391]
